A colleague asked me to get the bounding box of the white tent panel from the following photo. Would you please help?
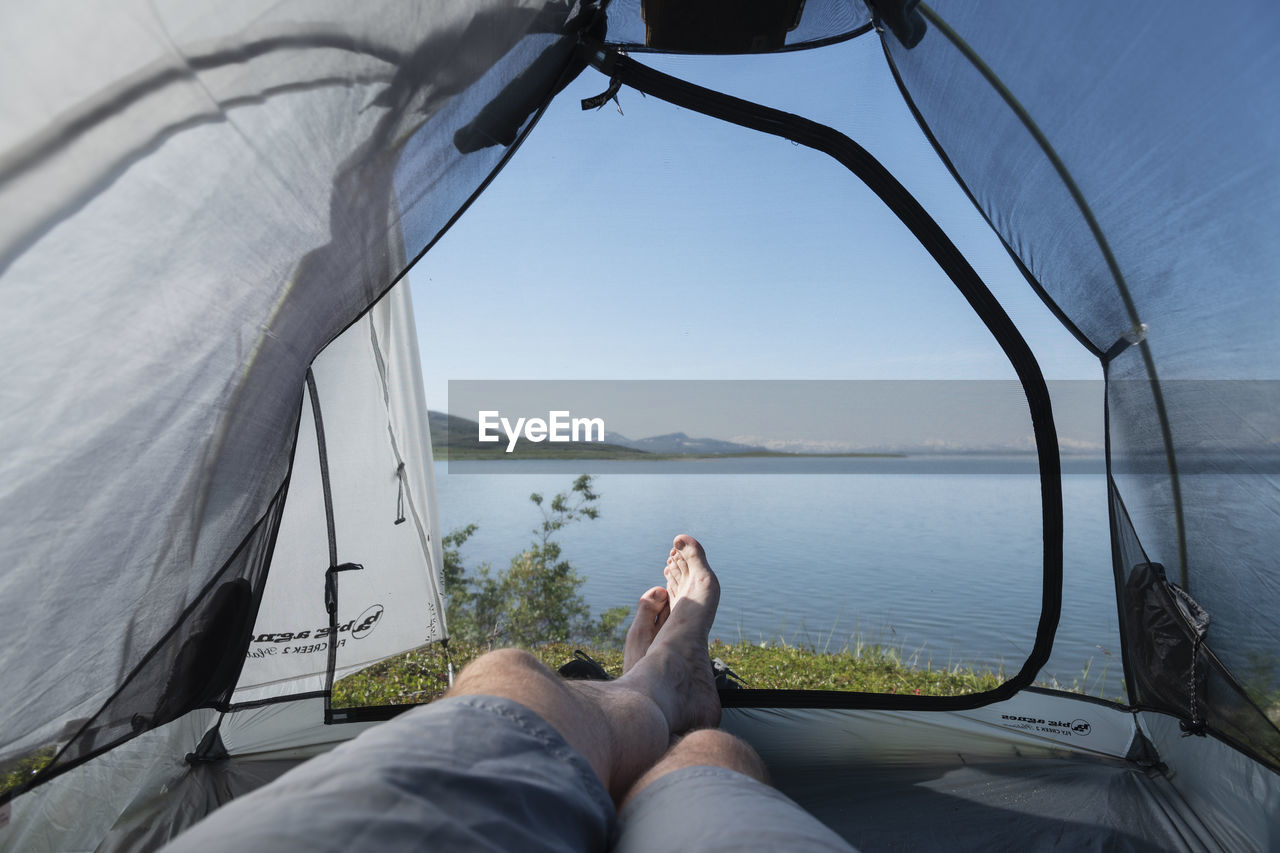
[233,283,443,704]
[220,698,384,760]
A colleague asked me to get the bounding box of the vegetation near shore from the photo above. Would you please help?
[335,475,1011,709]
[334,639,1006,708]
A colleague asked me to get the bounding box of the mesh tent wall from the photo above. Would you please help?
[2,0,1280,850]
[871,0,1280,766]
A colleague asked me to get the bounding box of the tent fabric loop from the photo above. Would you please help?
[322,562,364,724]
[323,563,365,616]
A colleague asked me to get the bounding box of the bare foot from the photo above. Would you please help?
[623,586,670,674]
[618,534,722,734]
[665,534,719,612]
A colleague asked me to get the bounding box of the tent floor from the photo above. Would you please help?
[118,699,1220,851]
[724,706,1214,852]
[771,748,1196,851]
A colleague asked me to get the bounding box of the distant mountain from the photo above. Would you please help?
[622,432,767,455]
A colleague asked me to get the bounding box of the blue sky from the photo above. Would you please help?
[408,33,1102,448]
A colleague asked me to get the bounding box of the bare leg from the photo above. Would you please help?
[620,729,768,808]
[448,534,721,804]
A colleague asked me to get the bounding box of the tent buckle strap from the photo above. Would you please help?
[324,563,364,614]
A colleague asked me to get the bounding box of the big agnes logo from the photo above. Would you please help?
[352,604,384,639]
[1000,714,1092,737]
[250,604,385,646]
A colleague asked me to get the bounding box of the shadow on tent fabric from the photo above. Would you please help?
[98,758,300,853]
[772,754,1200,852]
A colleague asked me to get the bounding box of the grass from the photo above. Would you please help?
[332,638,1008,708]
[0,641,1122,799]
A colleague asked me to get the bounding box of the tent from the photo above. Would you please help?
[1,0,1278,849]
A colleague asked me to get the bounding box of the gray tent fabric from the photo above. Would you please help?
[0,0,583,787]
[4,0,1280,849]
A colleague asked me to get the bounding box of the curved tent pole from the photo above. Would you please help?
[908,3,1189,589]
[584,44,1063,712]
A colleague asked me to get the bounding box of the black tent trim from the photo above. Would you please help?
[223,692,331,713]
[303,368,370,725]
[903,3,1189,588]
[584,44,1063,712]
[875,43,1102,361]
[1104,390,1144,706]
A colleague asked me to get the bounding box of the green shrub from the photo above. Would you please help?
[442,475,627,649]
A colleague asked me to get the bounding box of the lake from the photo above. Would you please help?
[433,457,1123,696]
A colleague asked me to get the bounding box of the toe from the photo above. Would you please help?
[673,534,706,561]
[638,586,668,613]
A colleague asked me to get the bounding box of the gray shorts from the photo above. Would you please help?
[617,765,856,853]
[165,694,613,852]
[166,695,853,852]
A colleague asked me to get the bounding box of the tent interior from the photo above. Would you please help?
[1,1,1278,850]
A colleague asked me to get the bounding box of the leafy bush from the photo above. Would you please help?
[442,475,630,649]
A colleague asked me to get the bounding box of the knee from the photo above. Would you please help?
[453,648,550,690]
[672,729,769,784]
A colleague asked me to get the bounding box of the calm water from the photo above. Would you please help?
[433,458,1122,693]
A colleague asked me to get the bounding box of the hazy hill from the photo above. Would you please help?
[612,431,767,455]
